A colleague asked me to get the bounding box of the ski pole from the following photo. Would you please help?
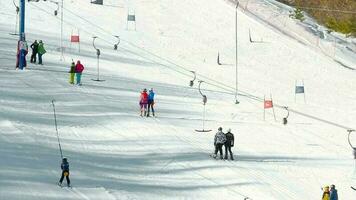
[51,100,63,160]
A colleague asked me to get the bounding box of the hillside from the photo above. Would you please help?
[278,0,356,36]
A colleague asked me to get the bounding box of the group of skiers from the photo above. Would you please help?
[213,127,235,160]
[29,40,46,65]
[68,60,85,85]
[322,185,338,200]
[16,39,46,69]
[139,88,155,117]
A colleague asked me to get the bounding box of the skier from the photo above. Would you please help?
[37,40,46,65]
[75,60,84,85]
[224,128,235,160]
[139,88,148,117]
[329,185,338,200]
[213,127,226,159]
[68,62,75,84]
[30,40,38,63]
[147,88,155,117]
[16,40,28,69]
[58,157,71,187]
[322,186,330,200]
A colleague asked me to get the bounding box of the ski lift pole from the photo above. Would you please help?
[113,35,120,50]
[12,0,19,35]
[92,36,104,81]
[283,106,289,125]
[347,129,356,159]
[189,71,196,87]
[51,100,63,160]
[234,0,240,104]
[195,80,211,132]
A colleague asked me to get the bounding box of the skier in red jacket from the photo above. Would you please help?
[139,88,148,117]
[75,60,84,85]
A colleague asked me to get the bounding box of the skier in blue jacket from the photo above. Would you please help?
[58,157,71,187]
[329,184,338,200]
[147,88,155,117]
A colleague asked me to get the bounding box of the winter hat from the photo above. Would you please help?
[330,184,335,189]
[62,157,67,162]
[218,127,222,131]
[143,88,147,92]
[324,186,329,191]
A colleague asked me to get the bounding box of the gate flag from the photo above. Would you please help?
[264,100,273,109]
[71,35,80,43]
[295,86,305,94]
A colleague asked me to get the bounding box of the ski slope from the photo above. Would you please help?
[0,0,355,199]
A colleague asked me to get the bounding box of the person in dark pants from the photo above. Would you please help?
[58,157,71,187]
[213,127,226,159]
[30,40,38,63]
[224,128,235,160]
[147,88,155,117]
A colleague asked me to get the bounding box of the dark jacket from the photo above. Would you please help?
[225,132,234,147]
[69,63,75,73]
[330,188,338,200]
[30,42,38,53]
[61,161,69,171]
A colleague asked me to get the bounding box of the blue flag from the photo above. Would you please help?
[295,86,305,94]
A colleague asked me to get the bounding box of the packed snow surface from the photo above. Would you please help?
[0,0,355,199]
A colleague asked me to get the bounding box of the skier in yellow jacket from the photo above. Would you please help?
[322,186,330,200]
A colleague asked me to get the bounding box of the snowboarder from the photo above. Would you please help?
[330,185,338,200]
[139,88,148,117]
[30,40,38,63]
[58,157,71,187]
[213,127,226,159]
[68,62,75,84]
[37,40,46,65]
[224,128,235,160]
[75,60,84,85]
[322,186,330,200]
[147,88,155,117]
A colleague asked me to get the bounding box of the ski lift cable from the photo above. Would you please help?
[34,2,355,133]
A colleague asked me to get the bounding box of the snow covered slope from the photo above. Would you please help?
[0,0,355,199]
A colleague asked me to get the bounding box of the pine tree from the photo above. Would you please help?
[289,7,305,22]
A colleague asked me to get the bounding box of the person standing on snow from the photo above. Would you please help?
[68,61,75,84]
[147,88,155,117]
[213,127,226,159]
[75,60,84,85]
[322,186,330,200]
[224,128,235,160]
[37,40,46,65]
[58,157,71,187]
[139,88,148,117]
[16,40,28,69]
[329,185,338,200]
[30,40,38,63]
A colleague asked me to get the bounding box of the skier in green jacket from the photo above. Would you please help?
[37,40,46,65]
